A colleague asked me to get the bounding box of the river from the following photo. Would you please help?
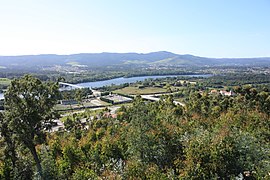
[76,74,211,88]
[0,74,211,99]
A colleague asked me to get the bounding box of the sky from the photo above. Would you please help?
[0,0,270,58]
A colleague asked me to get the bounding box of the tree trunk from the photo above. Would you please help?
[29,145,43,180]
[10,142,17,170]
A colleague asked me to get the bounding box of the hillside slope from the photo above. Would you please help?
[0,51,269,69]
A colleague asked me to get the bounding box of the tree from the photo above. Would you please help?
[75,88,84,108]
[3,75,60,179]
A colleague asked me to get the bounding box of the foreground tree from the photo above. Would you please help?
[3,75,60,179]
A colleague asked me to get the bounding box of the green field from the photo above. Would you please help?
[0,78,11,86]
[66,61,87,67]
[113,86,167,95]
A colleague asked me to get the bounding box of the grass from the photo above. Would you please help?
[170,86,185,92]
[0,78,11,86]
[113,86,167,95]
[55,104,81,111]
[66,61,87,67]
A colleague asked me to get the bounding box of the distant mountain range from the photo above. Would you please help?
[0,51,270,69]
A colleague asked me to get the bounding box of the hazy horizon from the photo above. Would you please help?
[0,51,270,59]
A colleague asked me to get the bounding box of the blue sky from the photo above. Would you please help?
[0,0,269,57]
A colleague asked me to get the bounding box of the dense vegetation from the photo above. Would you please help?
[0,75,269,179]
[203,73,270,87]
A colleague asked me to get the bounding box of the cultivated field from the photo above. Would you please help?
[113,86,167,95]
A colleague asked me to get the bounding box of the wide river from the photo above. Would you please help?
[0,74,211,100]
[76,74,211,88]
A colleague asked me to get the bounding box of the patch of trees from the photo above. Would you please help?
[60,88,93,100]
[203,73,270,87]
[0,76,269,179]
[96,83,130,92]
[99,97,113,104]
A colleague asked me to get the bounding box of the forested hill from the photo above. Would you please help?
[0,51,270,68]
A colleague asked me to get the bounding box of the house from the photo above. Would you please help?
[210,89,235,96]
[219,90,235,96]
[210,89,218,94]
[103,112,117,118]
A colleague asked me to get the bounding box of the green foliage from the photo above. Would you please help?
[61,88,92,100]
[1,75,270,179]
[40,146,58,180]
[1,75,60,179]
[71,168,98,180]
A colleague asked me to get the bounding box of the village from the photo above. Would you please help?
[52,79,236,132]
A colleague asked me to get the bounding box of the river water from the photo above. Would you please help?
[0,74,211,99]
[76,74,211,88]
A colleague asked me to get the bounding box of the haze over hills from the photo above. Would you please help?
[0,51,270,69]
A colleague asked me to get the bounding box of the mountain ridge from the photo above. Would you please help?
[0,51,270,69]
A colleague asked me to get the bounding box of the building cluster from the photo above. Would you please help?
[210,89,235,96]
[102,94,133,104]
